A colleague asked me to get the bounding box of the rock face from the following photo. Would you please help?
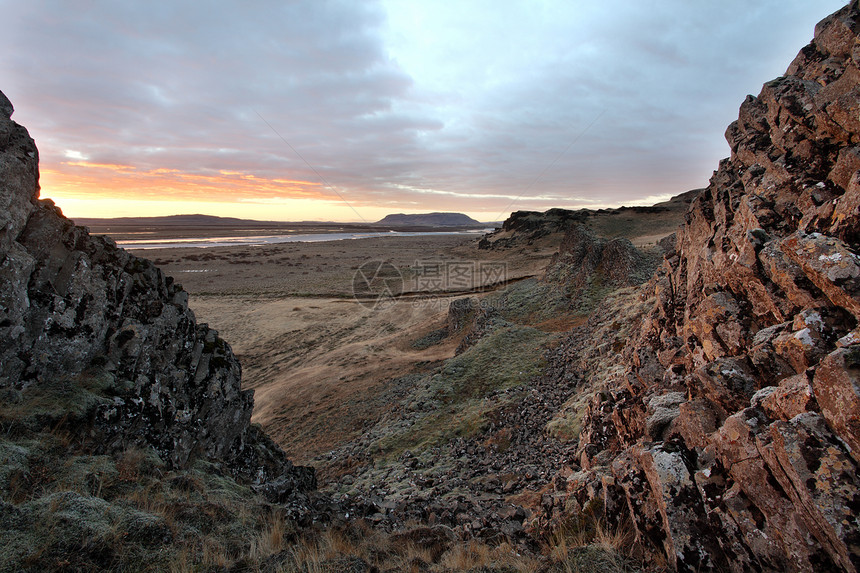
[545,3,860,572]
[0,92,314,494]
[543,224,660,292]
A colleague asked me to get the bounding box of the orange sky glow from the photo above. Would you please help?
[37,160,490,222]
[37,161,398,221]
[8,2,844,224]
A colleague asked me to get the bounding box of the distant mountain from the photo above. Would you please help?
[73,214,273,227]
[375,212,482,226]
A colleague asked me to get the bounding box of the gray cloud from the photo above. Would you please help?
[0,0,849,220]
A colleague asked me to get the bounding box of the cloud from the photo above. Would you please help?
[1,0,848,220]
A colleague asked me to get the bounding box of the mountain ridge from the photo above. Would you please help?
[375,212,483,226]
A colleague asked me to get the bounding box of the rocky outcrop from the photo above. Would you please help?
[0,91,313,495]
[543,224,660,292]
[478,208,588,249]
[543,3,860,572]
[478,192,699,251]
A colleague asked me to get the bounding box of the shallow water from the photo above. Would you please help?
[118,229,492,249]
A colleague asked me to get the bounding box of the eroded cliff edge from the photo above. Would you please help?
[543,3,860,571]
[0,90,313,497]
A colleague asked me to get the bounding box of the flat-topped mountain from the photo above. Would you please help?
[375,212,482,226]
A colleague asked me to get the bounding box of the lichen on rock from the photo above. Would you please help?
[544,2,860,571]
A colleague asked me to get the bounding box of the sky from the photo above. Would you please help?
[1,1,848,223]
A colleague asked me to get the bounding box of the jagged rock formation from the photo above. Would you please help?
[542,4,860,571]
[479,208,589,249]
[543,224,660,293]
[0,91,313,495]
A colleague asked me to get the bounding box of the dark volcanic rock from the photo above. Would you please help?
[543,4,860,572]
[0,91,314,494]
[478,208,587,249]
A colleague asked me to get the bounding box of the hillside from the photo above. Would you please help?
[376,212,483,226]
[478,190,700,251]
[0,90,315,570]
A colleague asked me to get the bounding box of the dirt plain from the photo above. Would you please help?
[131,234,558,463]
[125,199,690,466]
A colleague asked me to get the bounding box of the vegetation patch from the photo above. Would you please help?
[486,279,576,325]
[441,325,551,399]
[376,324,550,458]
[411,327,449,350]
[546,392,595,443]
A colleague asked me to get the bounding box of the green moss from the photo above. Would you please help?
[375,324,549,457]
[485,279,574,324]
[441,324,550,399]
[0,440,32,492]
[0,490,172,570]
[56,455,119,496]
[547,392,594,443]
[0,437,286,571]
[557,544,633,573]
[411,328,448,350]
[0,369,118,430]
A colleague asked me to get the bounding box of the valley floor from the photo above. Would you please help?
[139,234,560,464]
[126,224,669,570]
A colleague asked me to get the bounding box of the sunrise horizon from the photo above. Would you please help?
[4,1,846,225]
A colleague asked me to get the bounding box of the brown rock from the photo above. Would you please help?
[813,346,860,464]
[757,373,817,421]
[671,398,720,448]
[781,232,860,319]
[757,413,860,572]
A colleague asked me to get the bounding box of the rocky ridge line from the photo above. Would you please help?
[0,90,313,499]
[540,4,860,571]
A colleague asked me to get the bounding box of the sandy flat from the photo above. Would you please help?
[128,234,558,462]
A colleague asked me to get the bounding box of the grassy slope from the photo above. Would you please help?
[0,370,296,571]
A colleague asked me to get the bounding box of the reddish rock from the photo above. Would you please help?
[548,3,860,571]
[813,347,860,464]
[757,373,817,421]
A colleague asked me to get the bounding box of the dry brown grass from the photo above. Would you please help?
[278,526,547,573]
[438,540,542,572]
[548,514,638,573]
